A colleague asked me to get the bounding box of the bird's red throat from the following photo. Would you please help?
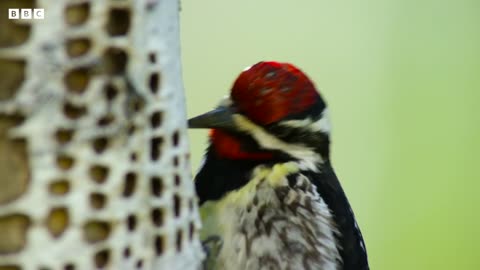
[209,129,273,160]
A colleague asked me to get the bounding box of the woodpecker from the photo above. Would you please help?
[189,61,369,270]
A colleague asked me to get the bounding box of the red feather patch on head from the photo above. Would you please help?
[231,61,320,125]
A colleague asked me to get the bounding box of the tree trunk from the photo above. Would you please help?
[0,0,203,269]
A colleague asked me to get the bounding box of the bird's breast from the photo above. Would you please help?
[200,162,342,270]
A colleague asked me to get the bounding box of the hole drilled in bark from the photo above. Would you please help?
[94,249,110,268]
[173,194,181,217]
[92,137,109,154]
[104,83,118,101]
[173,156,179,167]
[64,263,75,270]
[174,174,181,186]
[148,73,160,94]
[66,38,91,58]
[123,247,131,258]
[64,67,90,94]
[148,53,156,63]
[123,172,137,197]
[150,111,163,129]
[0,214,30,254]
[150,176,163,197]
[63,102,87,119]
[151,208,163,227]
[54,129,74,145]
[0,23,31,48]
[0,59,25,101]
[83,220,111,243]
[126,214,137,232]
[46,207,69,238]
[90,193,107,210]
[150,137,163,161]
[49,180,70,196]
[97,114,115,127]
[172,130,180,146]
[56,155,75,171]
[106,8,130,36]
[102,47,127,75]
[65,2,90,26]
[136,259,143,269]
[0,115,28,205]
[0,0,33,47]
[89,165,109,184]
[154,235,165,256]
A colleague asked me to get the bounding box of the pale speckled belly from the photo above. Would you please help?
[201,164,342,270]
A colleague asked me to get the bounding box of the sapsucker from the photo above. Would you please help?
[189,61,369,270]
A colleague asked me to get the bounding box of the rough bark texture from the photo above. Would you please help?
[0,1,32,258]
[0,0,203,269]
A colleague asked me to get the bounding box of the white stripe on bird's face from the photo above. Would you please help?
[278,108,332,135]
[232,114,324,171]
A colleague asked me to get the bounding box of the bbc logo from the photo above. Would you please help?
[8,9,45,20]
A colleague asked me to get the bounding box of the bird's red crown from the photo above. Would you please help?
[231,61,320,125]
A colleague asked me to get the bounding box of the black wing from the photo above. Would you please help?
[304,163,370,270]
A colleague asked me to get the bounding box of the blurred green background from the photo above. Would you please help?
[180,1,480,269]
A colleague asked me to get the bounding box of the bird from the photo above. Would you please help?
[189,61,369,270]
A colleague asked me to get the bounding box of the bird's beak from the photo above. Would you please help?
[188,106,236,130]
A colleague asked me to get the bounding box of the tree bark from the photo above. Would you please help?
[0,0,203,269]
